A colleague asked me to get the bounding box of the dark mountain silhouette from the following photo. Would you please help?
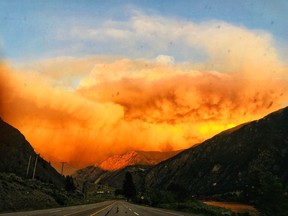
[0,118,64,187]
[73,164,150,193]
[73,150,180,188]
[97,165,151,191]
[145,106,288,196]
[73,165,107,183]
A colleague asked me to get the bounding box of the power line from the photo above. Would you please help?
[61,162,66,175]
[26,155,31,178]
[32,154,39,180]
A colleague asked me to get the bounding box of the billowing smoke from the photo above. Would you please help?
[0,15,287,168]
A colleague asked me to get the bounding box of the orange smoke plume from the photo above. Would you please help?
[1,17,288,168]
[0,57,287,168]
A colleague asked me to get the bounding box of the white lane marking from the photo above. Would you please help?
[90,203,115,216]
[129,208,132,211]
[134,212,139,215]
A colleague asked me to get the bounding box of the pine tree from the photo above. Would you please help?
[123,171,136,201]
[65,175,76,192]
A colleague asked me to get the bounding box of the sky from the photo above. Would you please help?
[0,0,288,168]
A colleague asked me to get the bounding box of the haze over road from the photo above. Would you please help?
[0,201,197,216]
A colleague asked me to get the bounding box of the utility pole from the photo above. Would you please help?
[32,154,39,180]
[26,155,32,178]
[61,162,66,175]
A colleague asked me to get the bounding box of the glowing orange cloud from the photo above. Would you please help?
[1,57,287,169]
[1,18,288,169]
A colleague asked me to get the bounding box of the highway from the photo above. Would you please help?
[0,200,198,216]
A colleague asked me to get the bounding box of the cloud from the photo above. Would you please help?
[0,62,125,166]
[1,13,288,168]
[156,55,175,65]
[61,13,286,73]
[78,59,286,125]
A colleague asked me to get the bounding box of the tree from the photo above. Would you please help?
[244,171,288,216]
[167,182,189,202]
[82,180,89,199]
[123,171,136,201]
[65,175,76,192]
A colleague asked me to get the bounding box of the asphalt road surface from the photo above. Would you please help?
[0,200,198,216]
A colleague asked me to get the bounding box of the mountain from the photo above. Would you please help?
[0,118,64,187]
[73,150,180,191]
[0,119,71,212]
[73,165,107,183]
[97,165,151,191]
[72,164,151,194]
[98,150,181,171]
[145,106,288,196]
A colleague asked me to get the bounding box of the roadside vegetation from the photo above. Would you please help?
[1,170,287,216]
[137,189,234,216]
[121,172,233,216]
[130,170,287,216]
[0,173,113,213]
[241,171,288,216]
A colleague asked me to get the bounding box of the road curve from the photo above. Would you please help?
[0,200,199,216]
